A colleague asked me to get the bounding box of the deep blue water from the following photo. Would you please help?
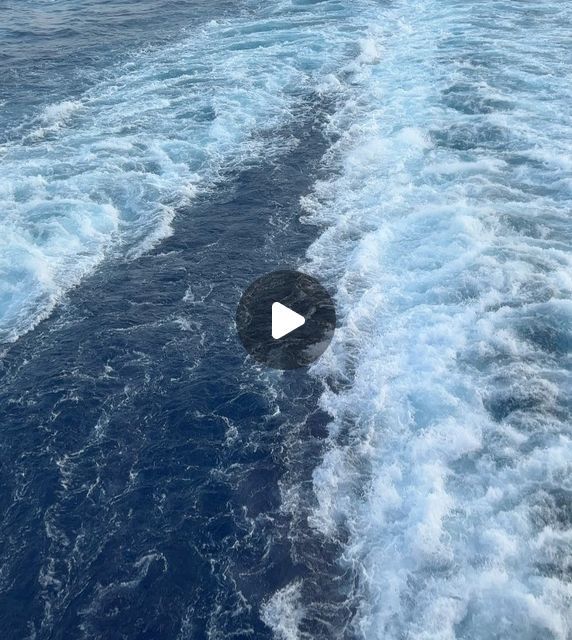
[0,2,359,637]
[0,111,342,639]
[1,0,571,639]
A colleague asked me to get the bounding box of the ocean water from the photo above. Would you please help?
[0,0,571,639]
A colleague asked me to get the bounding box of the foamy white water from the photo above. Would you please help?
[0,0,372,344]
[291,0,572,638]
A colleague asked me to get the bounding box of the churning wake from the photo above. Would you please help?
[0,0,373,344]
[1,0,571,639]
[266,0,572,638]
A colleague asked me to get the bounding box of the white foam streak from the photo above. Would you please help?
[301,0,572,638]
[261,582,305,640]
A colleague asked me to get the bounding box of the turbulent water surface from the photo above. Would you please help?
[0,0,571,639]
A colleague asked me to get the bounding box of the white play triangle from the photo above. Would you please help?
[272,302,305,340]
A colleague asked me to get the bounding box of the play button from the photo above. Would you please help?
[236,270,336,370]
[272,302,305,340]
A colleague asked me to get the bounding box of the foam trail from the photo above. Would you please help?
[290,0,572,638]
[0,0,369,344]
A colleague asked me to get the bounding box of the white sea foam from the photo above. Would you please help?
[36,99,83,134]
[0,0,367,343]
[261,581,305,640]
[287,0,572,638]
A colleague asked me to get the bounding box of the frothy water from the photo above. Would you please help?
[287,0,572,638]
[0,0,367,343]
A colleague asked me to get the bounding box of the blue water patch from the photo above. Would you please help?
[0,0,241,126]
[0,97,345,639]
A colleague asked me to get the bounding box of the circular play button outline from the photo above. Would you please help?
[236,270,336,370]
